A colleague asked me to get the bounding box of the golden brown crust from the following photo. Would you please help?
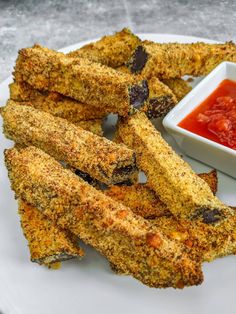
[151,216,236,262]
[10,82,104,136]
[9,81,108,122]
[1,101,136,185]
[5,146,203,288]
[161,78,192,102]
[69,33,177,119]
[105,177,236,262]
[68,28,141,68]
[68,31,180,119]
[105,184,169,219]
[18,200,84,267]
[105,170,218,219]
[128,41,236,78]
[14,45,148,116]
[117,111,233,224]
[198,170,218,196]
[76,119,103,136]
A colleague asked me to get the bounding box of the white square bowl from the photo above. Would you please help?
[163,61,236,178]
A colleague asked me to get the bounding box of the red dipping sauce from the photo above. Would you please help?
[178,79,236,150]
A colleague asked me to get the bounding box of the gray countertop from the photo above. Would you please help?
[1,0,236,82]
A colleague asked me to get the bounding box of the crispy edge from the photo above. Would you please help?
[18,200,84,267]
[1,100,137,185]
[117,111,233,224]
[106,172,236,262]
[68,28,141,67]
[127,41,236,78]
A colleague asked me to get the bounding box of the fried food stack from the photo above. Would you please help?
[1,28,236,289]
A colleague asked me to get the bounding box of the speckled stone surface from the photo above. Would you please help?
[1,0,236,82]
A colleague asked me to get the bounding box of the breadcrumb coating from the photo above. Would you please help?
[161,78,192,102]
[151,215,236,262]
[18,200,84,267]
[1,101,136,185]
[5,146,203,288]
[105,170,218,219]
[14,44,148,116]
[9,82,103,136]
[76,119,103,136]
[198,170,218,196]
[68,28,141,68]
[105,184,168,219]
[117,111,233,224]
[9,81,108,122]
[127,41,236,78]
[105,175,236,262]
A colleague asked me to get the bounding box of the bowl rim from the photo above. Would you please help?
[163,61,236,156]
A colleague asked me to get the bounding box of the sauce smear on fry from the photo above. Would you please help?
[179,79,236,150]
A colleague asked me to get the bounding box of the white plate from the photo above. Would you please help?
[0,34,236,314]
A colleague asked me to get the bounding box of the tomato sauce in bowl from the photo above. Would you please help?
[178,79,236,150]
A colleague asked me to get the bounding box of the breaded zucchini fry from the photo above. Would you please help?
[105,170,218,219]
[1,101,137,185]
[161,78,192,102]
[5,146,203,288]
[18,200,84,267]
[105,176,236,262]
[117,67,178,118]
[70,31,176,119]
[14,45,148,116]
[9,81,108,122]
[127,41,236,78]
[117,111,233,223]
[10,82,103,136]
[68,28,141,68]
